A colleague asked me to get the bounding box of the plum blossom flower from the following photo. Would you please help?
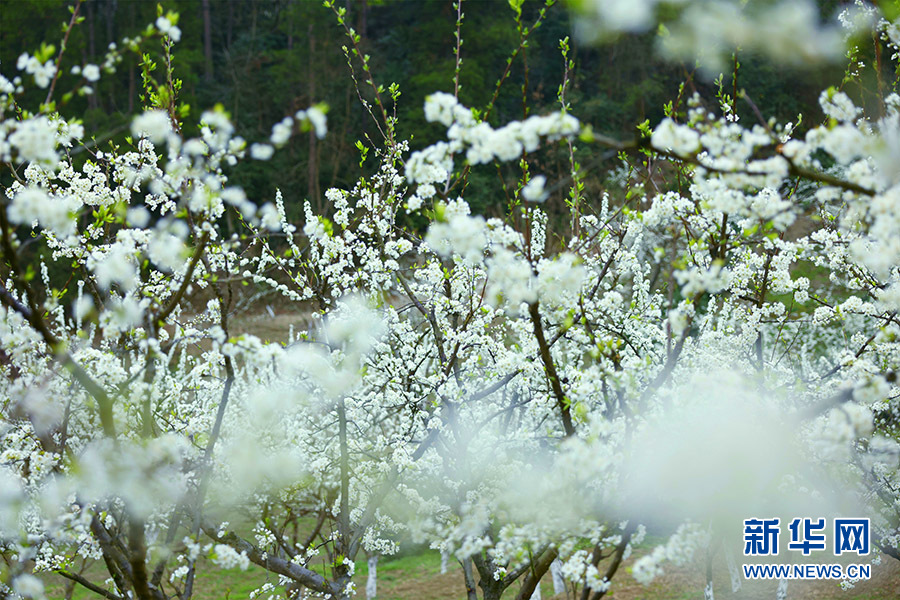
[303,106,328,139]
[131,110,173,144]
[82,63,101,82]
[521,175,549,203]
[7,187,79,238]
[91,246,138,290]
[155,16,182,42]
[425,213,486,263]
[651,118,700,157]
[16,52,55,88]
[211,544,250,570]
[9,116,58,166]
[250,143,274,160]
[12,574,44,599]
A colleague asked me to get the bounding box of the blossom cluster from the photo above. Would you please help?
[1,2,899,600]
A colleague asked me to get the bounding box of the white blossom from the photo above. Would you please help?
[651,118,700,157]
[522,175,549,203]
[250,143,274,160]
[132,110,173,144]
[82,63,101,82]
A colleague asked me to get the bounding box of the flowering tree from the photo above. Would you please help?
[1,1,899,600]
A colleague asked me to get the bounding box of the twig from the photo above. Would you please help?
[44,0,83,106]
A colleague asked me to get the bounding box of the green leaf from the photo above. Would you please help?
[36,42,56,63]
[877,0,900,22]
[578,124,595,143]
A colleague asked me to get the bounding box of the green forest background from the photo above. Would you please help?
[0,0,866,223]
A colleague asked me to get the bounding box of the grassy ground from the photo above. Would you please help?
[42,542,900,600]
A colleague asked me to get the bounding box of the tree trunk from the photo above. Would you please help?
[550,558,565,595]
[357,0,368,40]
[366,554,378,599]
[226,0,234,49]
[514,549,557,600]
[724,547,741,592]
[461,558,478,600]
[104,0,118,112]
[482,586,504,600]
[308,23,319,207]
[441,550,450,574]
[127,0,135,113]
[104,0,116,49]
[86,0,95,57]
[201,0,214,81]
[287,0,294,50]
[85,0,99,111]
[776,578,788,600]
[475,554,507,600]
[704,549,714,600]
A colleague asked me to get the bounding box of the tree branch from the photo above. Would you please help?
[155,230,210,324]
[203,525,338,596]
[528,301,575,437]
[56,570,124,600]
[513,547,558,600]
